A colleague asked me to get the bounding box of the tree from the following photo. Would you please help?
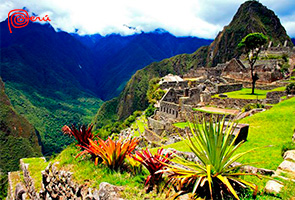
[238,33,267,94]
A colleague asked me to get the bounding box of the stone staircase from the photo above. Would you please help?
[265,150,295,194]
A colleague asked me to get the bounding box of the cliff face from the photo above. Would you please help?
[0,78,42,172]
[206,0,293,67]
[93,0,294,126]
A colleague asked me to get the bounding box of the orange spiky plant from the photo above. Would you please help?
[77,136,139,171]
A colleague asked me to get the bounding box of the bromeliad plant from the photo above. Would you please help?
[77,136,139,171]
[133,148,173,192]
[62,124,94,146]
[160,117,260,200]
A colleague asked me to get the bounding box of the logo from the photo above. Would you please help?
[8,9,51,33]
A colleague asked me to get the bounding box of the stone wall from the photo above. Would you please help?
[147,117,166,136]
[159,81,188,90]
[264,91,286,104]
[210,98,264,109]
[216,83,243,94]
[159,101,179,119]
[20,158,39,199]
[39,162,99,199]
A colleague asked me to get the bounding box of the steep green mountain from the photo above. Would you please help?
[1,20,103,155]
[0,77,42,173]
[93,0,293,127]
[206,0,293,66]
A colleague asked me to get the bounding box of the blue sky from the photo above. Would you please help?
[1,0,294,38]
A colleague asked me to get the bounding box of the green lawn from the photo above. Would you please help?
[237,97,295,170]
[212,87,285,99]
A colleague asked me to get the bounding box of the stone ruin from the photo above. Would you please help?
[8,159,125,200]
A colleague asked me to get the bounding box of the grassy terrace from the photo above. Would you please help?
[166,97,295,169]
[211,87,286,99]
[21,157,48,192]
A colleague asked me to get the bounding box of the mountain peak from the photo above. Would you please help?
[206,0,293,66]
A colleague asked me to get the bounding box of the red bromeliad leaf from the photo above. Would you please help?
[62,124,94,146]
[133,148,173,186]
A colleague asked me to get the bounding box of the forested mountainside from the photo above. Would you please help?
[93,0,294,127]
[0,77,42,173]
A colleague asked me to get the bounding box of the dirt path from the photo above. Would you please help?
[199,107,240,115]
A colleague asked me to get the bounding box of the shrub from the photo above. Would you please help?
[133,148,173,192]
[286,83,295,95]
[242,103,264,112]
[77,136,139,171]
[145,104,157,117]
[62,124,94,146]
[161,117,260,199]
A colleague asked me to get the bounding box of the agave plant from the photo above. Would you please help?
[133,148,173,192]
[160,117,259,200]
[62,124,94,146]
[77,136,139,171]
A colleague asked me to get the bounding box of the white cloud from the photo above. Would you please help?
[0,0,294,38]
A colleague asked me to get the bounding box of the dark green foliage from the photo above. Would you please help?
[286,83,295,95]
[145,104,157,117]
[0,173,7,200]
[281,142,295,156]
[238,33,268,51]
[238,32,267,94]
[4,82,103,156]
[242,103,265,112]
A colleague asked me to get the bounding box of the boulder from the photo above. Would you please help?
[98,182,124,200]
[264,180,283,194]
[284,150,295,162]
[278,160,295,173]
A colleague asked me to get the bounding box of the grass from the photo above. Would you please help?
[21,157,48,192]
[237,97,295,170]
[212,87,286,100]
[130,115,148,137]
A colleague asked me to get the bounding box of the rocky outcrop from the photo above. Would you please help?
[8,158,126,200]
[98,182,124,200]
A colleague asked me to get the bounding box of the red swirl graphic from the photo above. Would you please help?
[8,9,29,33]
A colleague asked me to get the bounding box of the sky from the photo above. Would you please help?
[1,0,295,39]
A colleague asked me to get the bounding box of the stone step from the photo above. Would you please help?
[278,160,295,174]
[284,150,295,162]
